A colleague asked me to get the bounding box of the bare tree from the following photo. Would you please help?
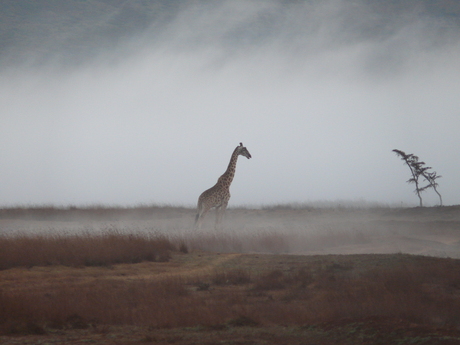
[392,149,443,207]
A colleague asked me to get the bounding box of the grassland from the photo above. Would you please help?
[1,205,460,344]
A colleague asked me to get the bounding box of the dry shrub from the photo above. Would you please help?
[212,268,251,285]
[0,232,174,270]
[179,242,189,253]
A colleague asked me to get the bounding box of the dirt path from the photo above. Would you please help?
[111,252,243,281]
[0,252,242,292]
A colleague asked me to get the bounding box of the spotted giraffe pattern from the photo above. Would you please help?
[195,143,252,230]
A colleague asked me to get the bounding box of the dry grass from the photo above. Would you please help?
[0,204,191,221]
[1,205,460,343]
[0,278,191,333]
[299,258,460,325]
[0,232,174,270]
[2,250,460,338]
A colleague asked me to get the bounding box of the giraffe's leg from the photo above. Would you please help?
[214,206,221,230]
[215,202,228,230]
[194,213,201,230]
[195,207,209,230]
[194,212,202,230]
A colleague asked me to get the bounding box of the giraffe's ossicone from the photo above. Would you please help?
[194,142,252,230]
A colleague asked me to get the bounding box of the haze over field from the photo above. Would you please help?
[1,0,460,207]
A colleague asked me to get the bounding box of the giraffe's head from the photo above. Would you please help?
[237,142,252,159]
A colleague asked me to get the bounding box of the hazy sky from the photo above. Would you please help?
[1,0,459,207]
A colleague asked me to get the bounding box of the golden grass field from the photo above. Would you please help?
[1,205,460,344]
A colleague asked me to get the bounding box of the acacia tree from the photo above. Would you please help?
[421,170,443,206]
[393,149,424,206]
[392,149,443,206]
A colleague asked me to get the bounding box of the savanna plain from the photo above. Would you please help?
[1,204,460,344]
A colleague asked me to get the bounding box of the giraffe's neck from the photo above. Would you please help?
[217,147,240,188]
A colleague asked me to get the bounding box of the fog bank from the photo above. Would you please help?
[1,0,459,206]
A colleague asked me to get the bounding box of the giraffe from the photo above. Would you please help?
[194,142,252,230]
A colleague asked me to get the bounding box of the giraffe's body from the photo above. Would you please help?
[195,143,251,229]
